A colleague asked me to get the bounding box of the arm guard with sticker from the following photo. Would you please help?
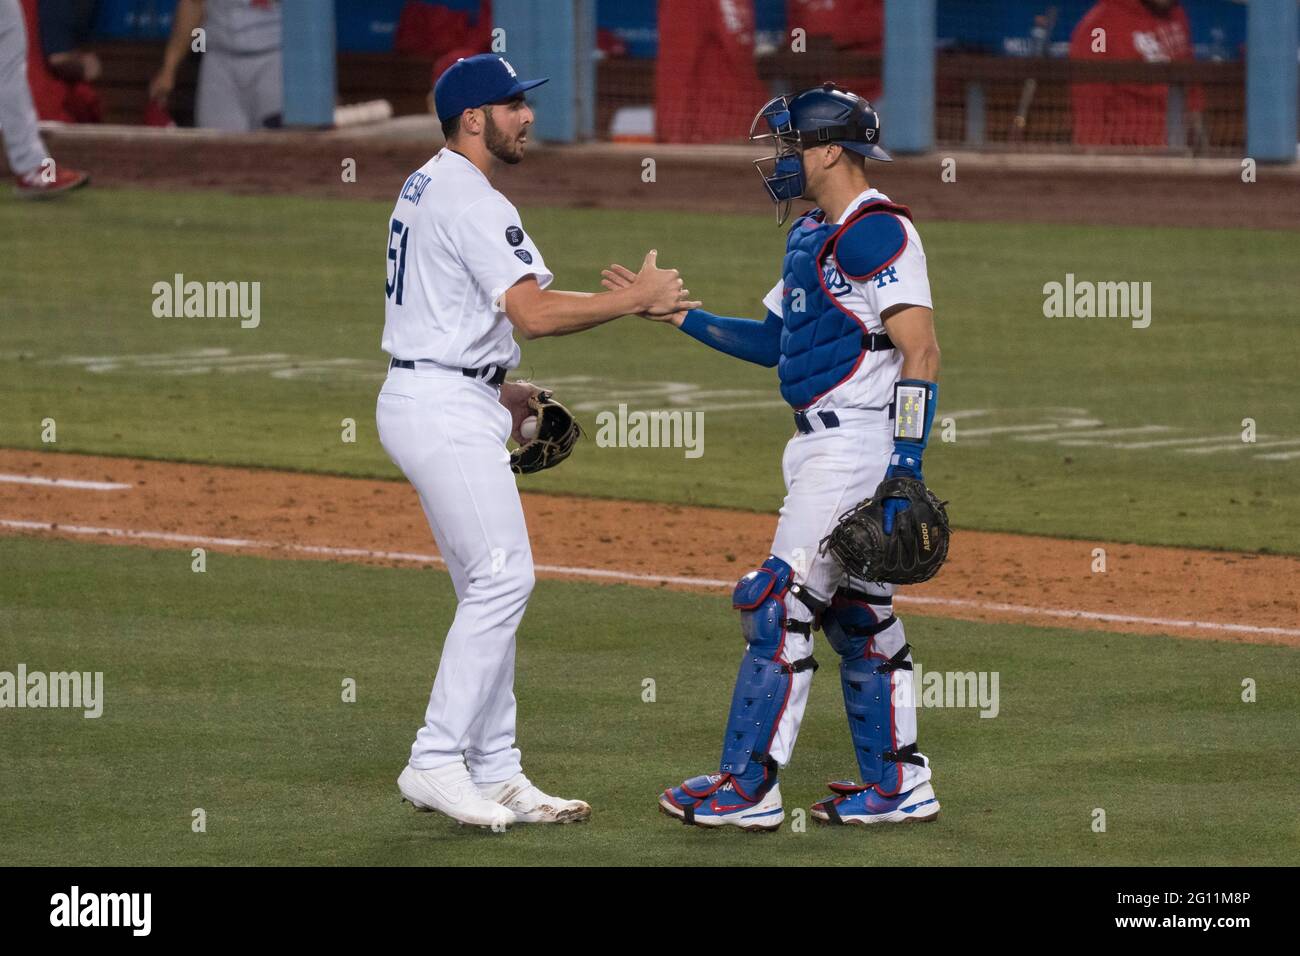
[889,379,938,479]
[679,308,782,368]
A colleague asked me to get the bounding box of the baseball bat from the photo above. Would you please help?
[1011,6,1059,141]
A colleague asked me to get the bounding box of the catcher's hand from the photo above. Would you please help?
[819,477,951,585]
[503,383,582,475]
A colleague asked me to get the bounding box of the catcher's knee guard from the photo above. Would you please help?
[822,585,925,795]
[822,583,895,659]
[719,557,822,779]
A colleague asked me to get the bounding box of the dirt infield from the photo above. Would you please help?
[36,126,1300,229]
[3,448,1297,647]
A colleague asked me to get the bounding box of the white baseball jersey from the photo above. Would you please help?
[762,188,932,412]
[381,147,553,369]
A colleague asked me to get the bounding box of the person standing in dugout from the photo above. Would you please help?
[0,0,89,196]
[378,55,698,829]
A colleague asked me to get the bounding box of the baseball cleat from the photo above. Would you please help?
[659,773,785,832]
[810,780,940,825]
[476,772,591,824]
[14,165,90,199]
[398,762,516,830]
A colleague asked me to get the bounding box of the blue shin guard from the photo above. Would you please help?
[661,556,821,826]
[719,557,821,791]
[822,587,924,796]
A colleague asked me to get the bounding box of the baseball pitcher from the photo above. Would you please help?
[379,55,697,830]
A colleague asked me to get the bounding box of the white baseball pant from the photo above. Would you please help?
[765,407,931,793]
[0,0,48,176]
[376,363,532,786]
[196,47,282,132]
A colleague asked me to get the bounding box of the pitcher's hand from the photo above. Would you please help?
[603,259,694,326]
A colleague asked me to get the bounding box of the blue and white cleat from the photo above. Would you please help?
[810,780,940,825]
[659,773,785,832]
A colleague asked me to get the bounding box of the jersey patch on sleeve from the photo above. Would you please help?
[834,213,908,281]
[514,249,533,264]
[505,226,524,246]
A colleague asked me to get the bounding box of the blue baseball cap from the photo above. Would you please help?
[433,54,548,120]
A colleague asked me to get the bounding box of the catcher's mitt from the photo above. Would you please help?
[819,477,951,584]
[509,390,582,475]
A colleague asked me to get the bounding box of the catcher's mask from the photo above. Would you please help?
[749,82,892,226]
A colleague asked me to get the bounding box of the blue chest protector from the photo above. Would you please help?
[778,199,912,409]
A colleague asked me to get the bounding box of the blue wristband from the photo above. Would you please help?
[888,379,938,482]
[893,379,938,450]
[889,441,925,481]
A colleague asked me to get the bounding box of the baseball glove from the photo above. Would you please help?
[509,390,582,475]
[819,477,951,584]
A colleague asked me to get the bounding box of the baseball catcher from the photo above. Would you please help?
[604,82,948,830]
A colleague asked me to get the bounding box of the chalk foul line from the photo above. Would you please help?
[0,474,132,491]
[2,518,1297,640]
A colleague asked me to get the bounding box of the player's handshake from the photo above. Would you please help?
[602,251,699,324]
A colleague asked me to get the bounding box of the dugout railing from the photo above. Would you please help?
[596,42,1249,155]
[77,24,1267,161]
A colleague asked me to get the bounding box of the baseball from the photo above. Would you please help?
[520,415,539,441]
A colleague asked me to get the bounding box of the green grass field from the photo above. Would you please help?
[2,537,1295,867]
[2,187,1297,867]
[2,189,1297,552]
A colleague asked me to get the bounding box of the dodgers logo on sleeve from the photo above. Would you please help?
[514,249,533,264]
[505,226,524,246]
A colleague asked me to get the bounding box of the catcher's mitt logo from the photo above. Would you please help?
[920,523,931,552]
[514,249,533,264]
[505,226,524,246]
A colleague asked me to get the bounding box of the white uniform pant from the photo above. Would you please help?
[196,47,282,132]
[0,0,48,176]
[764,408,931,793]
[376,364,532,785]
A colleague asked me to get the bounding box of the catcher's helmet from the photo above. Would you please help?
[750,82,891,224]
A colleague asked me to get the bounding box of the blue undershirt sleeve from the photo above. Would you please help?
[678,308,782,368]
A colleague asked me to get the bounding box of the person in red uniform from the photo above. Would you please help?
[20,0,100,123]
[786,0,883,101]
[656,0,768,143]
[1069,0,1204,148]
